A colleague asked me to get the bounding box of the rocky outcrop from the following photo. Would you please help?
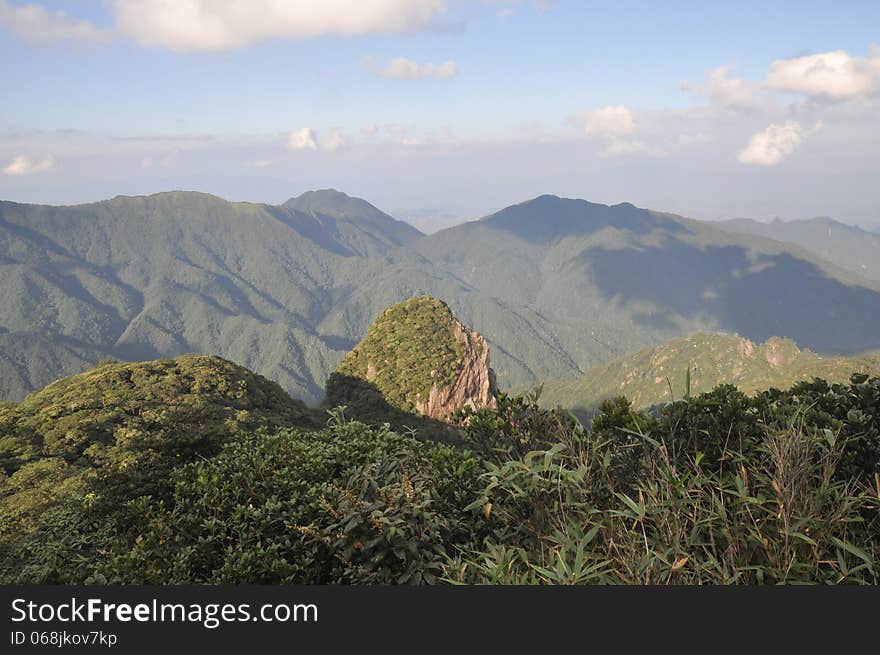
[332,296,498,421]
[763,337,800,367]
[415,321,498,420]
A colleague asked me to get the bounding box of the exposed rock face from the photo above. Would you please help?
[332,296,498,421]
[764,337,800,367]
[416,321,498,419]
[738,337,757,359]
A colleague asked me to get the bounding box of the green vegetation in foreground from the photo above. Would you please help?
[330,296,465,413]
[0,355,318,544]
[1,359,877,584]
[542,332,880,415]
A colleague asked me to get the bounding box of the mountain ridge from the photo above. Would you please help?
[4,189,880,404]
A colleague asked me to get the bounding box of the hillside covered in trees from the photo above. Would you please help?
[5,190,880,407]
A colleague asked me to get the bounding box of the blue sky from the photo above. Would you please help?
[1,1,878,229]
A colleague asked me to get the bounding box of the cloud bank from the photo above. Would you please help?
[738,121,820,166]
[287,128,318,151]
[111,0,446,52]
[582,105,636,137]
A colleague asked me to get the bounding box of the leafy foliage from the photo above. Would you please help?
[449,374,880,584]
[1,414,481,584]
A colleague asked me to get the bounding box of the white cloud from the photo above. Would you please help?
[285,128,350,152]
[737,121,819,166]
[766,48,880,99]
[287,128,318,151]
[111,0,446,52]
[362,56,457,80]
[582,105,636,137]
[0,0,109,45]
[2,154,55,175]
[697,65,758,108]
[244,159,273,168]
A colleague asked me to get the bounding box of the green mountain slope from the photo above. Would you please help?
[719,216,880,282]
[0,190,434,403]
[4,190,880,405]
[0,355,317,540]
[541,332,880,413]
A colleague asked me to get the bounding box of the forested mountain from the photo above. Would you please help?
[0,189,434,402]
[541,331,880,415]
[4,190,880,404]
[718,216,880,283]
[0,355,317,544]
[414,195,880,382]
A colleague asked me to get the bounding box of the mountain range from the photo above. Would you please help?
[3,189,880,404]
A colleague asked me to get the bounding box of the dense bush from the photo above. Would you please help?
[446,374,880,584]
[0,356,321,581]
[1,411,482,584]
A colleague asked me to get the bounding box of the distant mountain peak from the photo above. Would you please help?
[282,188,422,240]
[109,189,225,203]
[718,214,880,283]
[288,188,351,203]
[478,194,678,243]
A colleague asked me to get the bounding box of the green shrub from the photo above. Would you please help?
[447,374,880,584]
[8,413,481,584]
